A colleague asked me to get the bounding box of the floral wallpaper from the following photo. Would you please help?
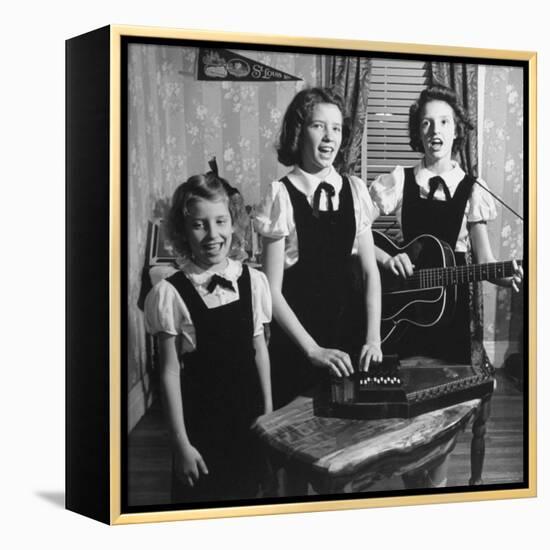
[480,65,524,363]
[126,43,322,425]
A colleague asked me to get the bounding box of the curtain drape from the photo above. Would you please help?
[327,56,372,175]
[480,66,524,372]
[429,62,479,178]
[428,62,488,369]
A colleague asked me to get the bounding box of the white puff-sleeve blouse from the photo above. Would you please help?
[254,165,377,268]
[144,258,272,357]
[369,162,497,253]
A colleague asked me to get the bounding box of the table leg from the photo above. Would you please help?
[470,397,491,485]
[402,457,448,489]
[262,462,310,498]
[281,466,309,497]
[308,476,355,495]
[402,470,428,489]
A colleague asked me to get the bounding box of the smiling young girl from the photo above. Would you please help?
[144,173,272,503]
[255,87,382,409]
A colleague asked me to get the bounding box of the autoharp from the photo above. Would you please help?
[330,355,494,420]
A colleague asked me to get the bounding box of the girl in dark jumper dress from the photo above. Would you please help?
[255,87,382,409]
[370,84,523,364]
[370,84,523,488]
[145,173,272,503]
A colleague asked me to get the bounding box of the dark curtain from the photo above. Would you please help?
[428,63,488,369]
[327,56,372,175]
[429,63,479,178]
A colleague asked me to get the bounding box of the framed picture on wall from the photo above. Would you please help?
[66,25,537,525]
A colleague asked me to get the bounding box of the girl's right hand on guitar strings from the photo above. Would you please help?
[510,259,523,292]
[384,253,415,278]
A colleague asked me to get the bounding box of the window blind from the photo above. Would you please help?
[363,58,428,186]
[364,59,428,240]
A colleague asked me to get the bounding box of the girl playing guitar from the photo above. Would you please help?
[370,84,523,364]
[370,83,523,490]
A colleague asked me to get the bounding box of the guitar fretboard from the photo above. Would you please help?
[408,260,523,289]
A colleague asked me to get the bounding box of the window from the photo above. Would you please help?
[364,58,428,237]
[364,58,427,184]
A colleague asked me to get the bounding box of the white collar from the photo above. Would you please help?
[288,165,342,197]
[180,257,242,287]
[414,160,466,192]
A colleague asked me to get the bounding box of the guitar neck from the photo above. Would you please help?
[412,260,523,289]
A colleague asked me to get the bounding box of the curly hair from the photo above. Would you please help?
[409,84,474,155]
[166,172,245,260]
[276,87,349,167]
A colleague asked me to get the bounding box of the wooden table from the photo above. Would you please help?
[253,391,485,496]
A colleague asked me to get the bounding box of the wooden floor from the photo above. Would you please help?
[127,372,524,507]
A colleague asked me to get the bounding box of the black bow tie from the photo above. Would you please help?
[312,181,336,218]
[207,274,235,294]
[427,176,452,201]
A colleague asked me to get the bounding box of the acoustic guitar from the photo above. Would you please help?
[373,230,523,346]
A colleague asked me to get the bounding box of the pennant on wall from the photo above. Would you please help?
[197,48,301,82]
